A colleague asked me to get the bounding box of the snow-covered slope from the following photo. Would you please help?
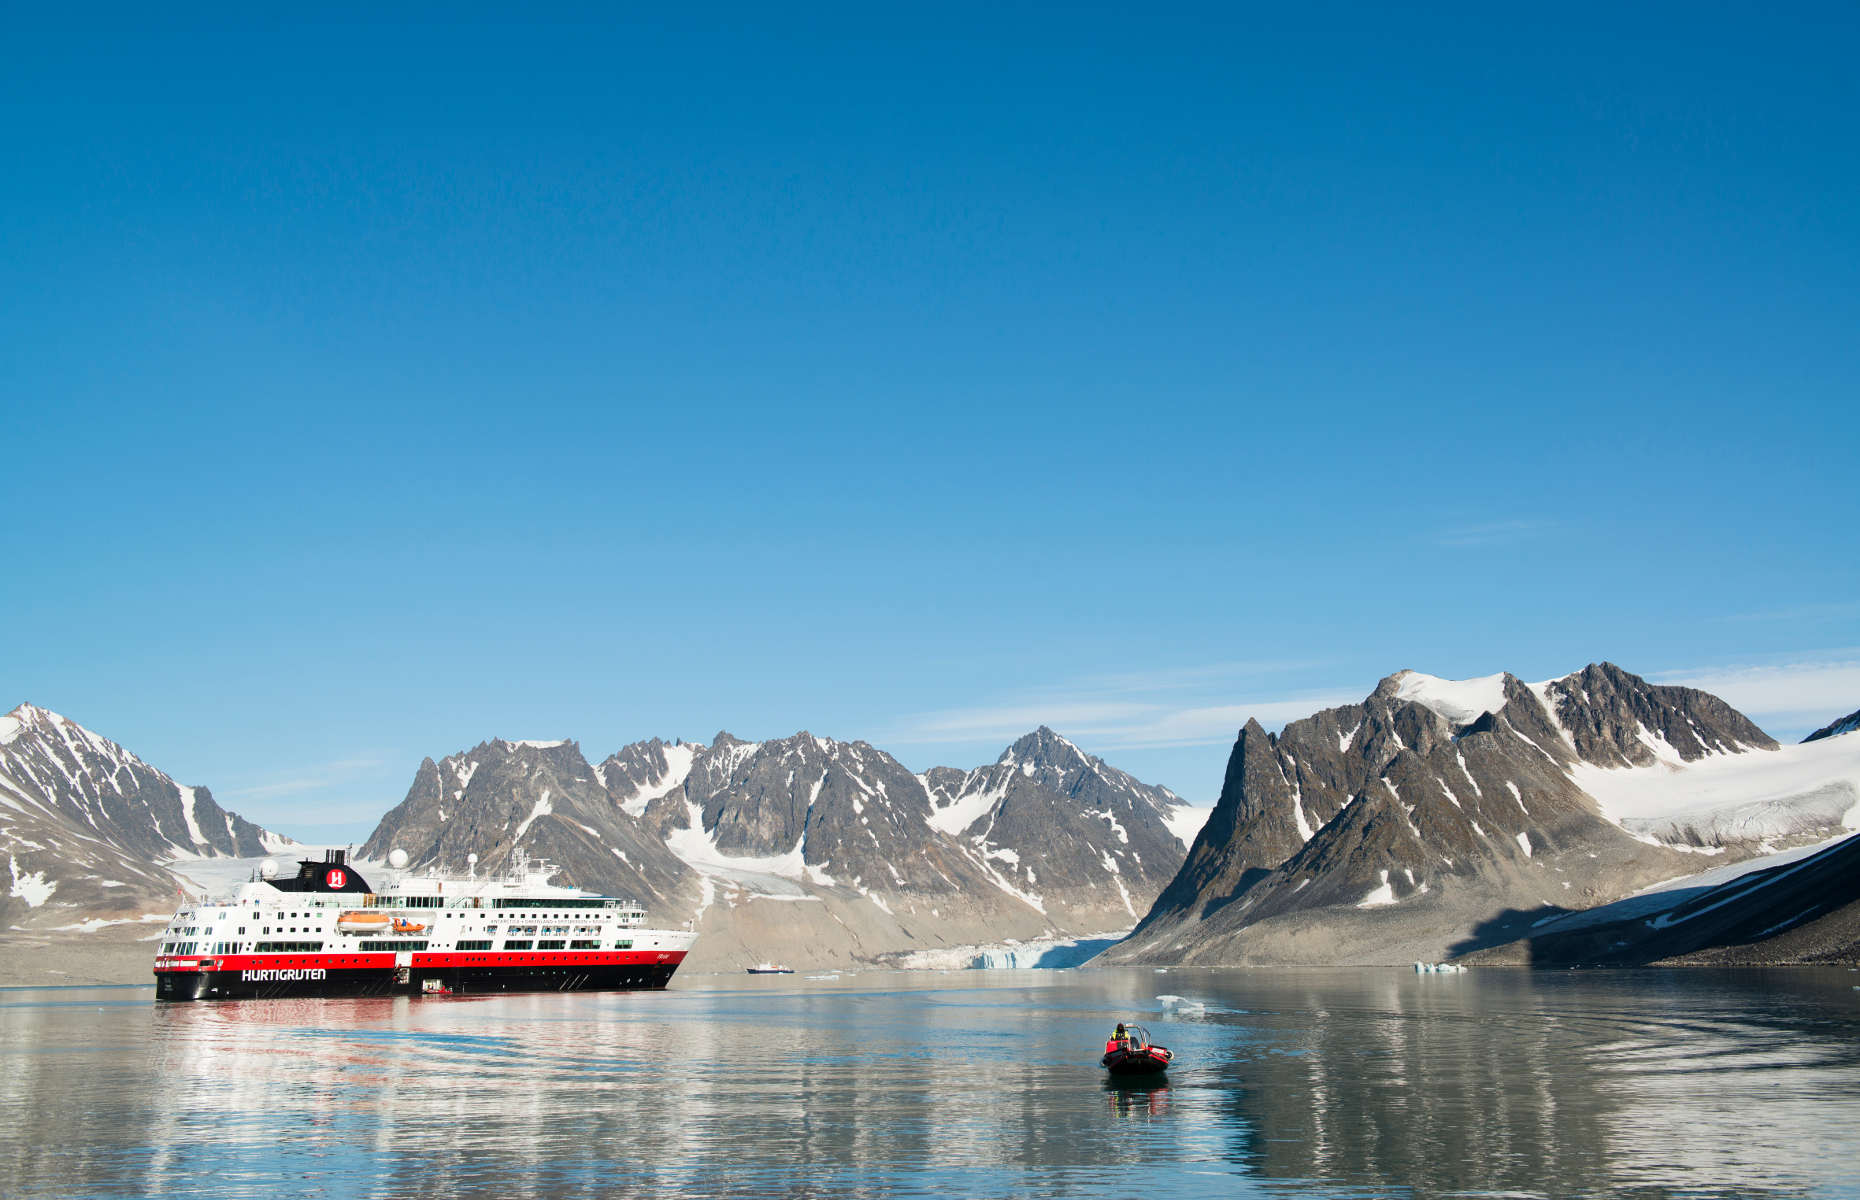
[1570,730,1860,847]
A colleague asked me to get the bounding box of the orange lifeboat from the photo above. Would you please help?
[337,911,392,933]
[391,917,427,935]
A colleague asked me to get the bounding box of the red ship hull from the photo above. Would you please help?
[154,948,688,1001]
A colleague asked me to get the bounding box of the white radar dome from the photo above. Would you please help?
[258,859,280,879]
[387,848,410,869]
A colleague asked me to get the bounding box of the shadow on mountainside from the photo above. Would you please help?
[1453,832,1860,967]
[1445,905,1574,963]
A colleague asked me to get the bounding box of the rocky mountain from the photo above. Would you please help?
[363,725,1200,970]
[922,727,1193,927]
[1101,663,1834,967]
[0,703,281,931]
[358,737,697,918]
[1805,708,1860,743]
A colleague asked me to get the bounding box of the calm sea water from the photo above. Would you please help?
[4,967,1859,1199]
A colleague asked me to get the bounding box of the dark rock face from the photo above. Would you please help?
[0,704,275,929]
[359,738,694,918]
[1804,709,1860,744]
[1145,718,1315,926]
[1539,662,1776,766]
[1107,664,1784,965]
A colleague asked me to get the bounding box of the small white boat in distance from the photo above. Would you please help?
[746,962,794,974]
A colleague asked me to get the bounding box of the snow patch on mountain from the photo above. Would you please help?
[1393,671,1508,726]
[663,801,811,891]
[617,742,698,817]
[8,854,54,906]
[510,792,553,843]
[1160,801,1214,848]
[1357,870,1397,908]
[928,778,1008,837]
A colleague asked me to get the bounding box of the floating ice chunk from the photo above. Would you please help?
[1158,994,1207,1015]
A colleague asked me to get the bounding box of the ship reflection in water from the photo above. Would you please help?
[3,968,1860,1198]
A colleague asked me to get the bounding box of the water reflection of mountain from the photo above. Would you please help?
[1194,968,1860,1198]
[3,972,1859,1199]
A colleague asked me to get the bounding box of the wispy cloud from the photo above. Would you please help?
[879,663,1362,753]
[1654,654,1860,727]
[1708,602,1860,625]
[1086,695,1366,751]
[219,756,385,802]
[1435,519,1556,548]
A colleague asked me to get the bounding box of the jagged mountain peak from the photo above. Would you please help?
[1536,661,1776,767]
[3,703,106,750]
[1000,725,1090,767]
[490,736,575,750]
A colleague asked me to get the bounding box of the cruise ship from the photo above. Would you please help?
[153,848,697,1001]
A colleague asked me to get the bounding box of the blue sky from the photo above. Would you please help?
[5,4,1857,841]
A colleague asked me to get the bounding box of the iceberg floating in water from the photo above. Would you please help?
[1157,994,1207,1015]
[1413,961,1468,974]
